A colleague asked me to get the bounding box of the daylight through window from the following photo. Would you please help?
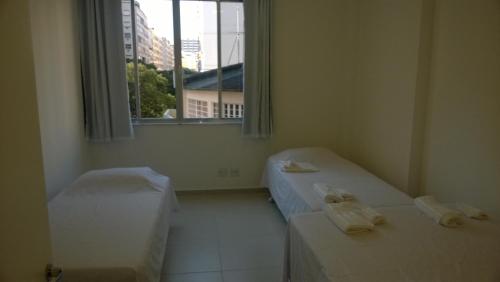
[121,0,244,121]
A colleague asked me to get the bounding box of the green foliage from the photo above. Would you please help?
[158,68,198,97]
[158,70,175,96]
[127,62,176,118]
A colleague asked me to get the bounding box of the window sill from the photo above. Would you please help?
[132,118,242,126]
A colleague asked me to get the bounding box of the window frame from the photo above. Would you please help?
[127,0,244,125]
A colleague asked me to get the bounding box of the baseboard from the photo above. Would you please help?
[175,187,269,196]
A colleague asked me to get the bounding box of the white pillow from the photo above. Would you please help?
[65,167,167,195]
[273,147,338,163]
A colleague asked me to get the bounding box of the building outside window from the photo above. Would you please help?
[121,0,244,121]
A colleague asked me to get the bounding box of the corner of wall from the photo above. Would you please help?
[407,0,436,197]
[30,0,88,200]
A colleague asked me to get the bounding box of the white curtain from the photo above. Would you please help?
[242,0,272,138]
[78,0,133,142]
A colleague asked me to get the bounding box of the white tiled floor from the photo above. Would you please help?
[161,191,286,282]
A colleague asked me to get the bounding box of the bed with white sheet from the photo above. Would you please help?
[262,147,413,220]
[48,167,178,282]
[284,206,500,282]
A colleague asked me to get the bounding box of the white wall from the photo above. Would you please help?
[31,0,88,199]
[347,0,429,194]
[88,0,359,190]
[270,0,358,154]
[421,0,500,219]
[89,125,270,190]
[0,0,52,279]
[347,0,500,219]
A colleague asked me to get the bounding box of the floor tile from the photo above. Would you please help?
[223,267,282,282]
[163,191,286,277]
[161,271,223,282]
[163,236,221,274]
[168,210,218,243]
[216,212,279,239]
[219,234,285,270]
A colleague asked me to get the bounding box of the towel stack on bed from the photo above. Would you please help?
[414,196,464,227]
[280,160,319,173]
[322,202,386,234]
[456,202,489,220]
[314,182,490,233]
[322,203,374,234]
[313,182,386,234]
[313,183,354,203]
[414,196,489,227]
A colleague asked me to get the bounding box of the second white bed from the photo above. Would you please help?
[262,147,413,220]
[284,206,500,282]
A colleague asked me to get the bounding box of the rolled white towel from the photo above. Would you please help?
[323,203,374,234]
[279,160,319,173]
[340,201,385,225]
[414,196,464,227]
[456,203,488,220]
[313,183,355,203]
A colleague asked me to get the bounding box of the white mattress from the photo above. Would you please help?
[49,172,177,282]
[262,148,413,220]
[284,206,500,282]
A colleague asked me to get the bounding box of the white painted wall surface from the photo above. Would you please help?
[421,0,500,220]
[88,125,270,190]
[348,0,425,193]
[0,0,52,279]
[31,0,88,199]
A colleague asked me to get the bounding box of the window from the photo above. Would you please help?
[213,102,219,118]
[187,99,209,118]
[223,103,243,118]
[121,0,244,122]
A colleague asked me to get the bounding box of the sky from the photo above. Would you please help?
[136,0,244,70]
[137,0,212,41]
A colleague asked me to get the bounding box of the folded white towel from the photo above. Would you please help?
[415,196,464,227]
[456,203,488,220]
[323,203,374,234]
[339,201,385,225]
[313,183,355,203]
[280,160,319,173]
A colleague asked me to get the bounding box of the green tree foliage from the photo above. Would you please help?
[126,62,176,118]
[158,70,175,96]
[158,67,198,97]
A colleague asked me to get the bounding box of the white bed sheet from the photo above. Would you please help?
[284,206,500,282]
[262,148,413,220]
[49,175,177,282]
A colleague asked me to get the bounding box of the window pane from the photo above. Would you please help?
[221,1,244,118]
[122,0,177,119]
[122,0,137,118]
[180,1,219,119]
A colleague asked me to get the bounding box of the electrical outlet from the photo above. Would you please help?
[217,168,228,177]
[230,168,240,177]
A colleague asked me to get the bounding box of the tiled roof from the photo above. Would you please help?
[183,63,243,92]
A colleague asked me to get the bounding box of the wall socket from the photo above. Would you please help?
[230,168,240,177]
[217,168,228,178]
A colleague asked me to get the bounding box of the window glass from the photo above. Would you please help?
[122,0,244,121]
[122,0,176,119]
[181,1,218,119]
[221,1,244,118]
